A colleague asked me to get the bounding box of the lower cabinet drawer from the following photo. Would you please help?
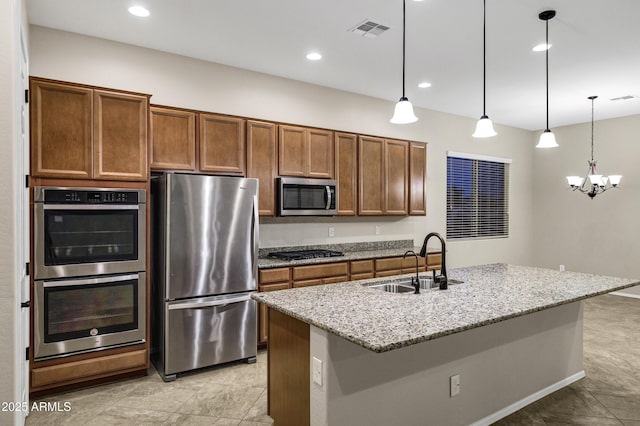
[351,259,374,275]
[258,282,289,345]
[350,272,375,281]
[375,269,403,278]
[426,253,442,270]
[292,262,348,281]
[31,349,147,389]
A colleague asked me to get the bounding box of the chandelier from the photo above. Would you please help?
[566,96,622,199]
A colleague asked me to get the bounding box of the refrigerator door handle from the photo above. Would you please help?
[168,294,253,311]
[252,194,259,273]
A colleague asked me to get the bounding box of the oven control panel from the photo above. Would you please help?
[42,189,141,204]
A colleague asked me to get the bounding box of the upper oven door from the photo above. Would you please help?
[278,177,337,216]
[34,203,146,279]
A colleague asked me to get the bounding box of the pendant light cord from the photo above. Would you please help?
[591,97,595,161]
[482,0,486,115]
[545,19,549,130]
[402,0,406,99]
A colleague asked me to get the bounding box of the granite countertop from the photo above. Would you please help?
[252,263,640,353]
[257,239,441,269]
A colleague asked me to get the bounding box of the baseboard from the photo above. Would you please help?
[470,370,586,426]
[609,291,640,300]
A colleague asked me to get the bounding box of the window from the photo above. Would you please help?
[446,151,510,240]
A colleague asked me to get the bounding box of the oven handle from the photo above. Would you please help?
[41,273,139,288]
[42,204,140,210]
[168,294,253,311]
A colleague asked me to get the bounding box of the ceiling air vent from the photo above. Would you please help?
[350,19,390,38]
[610,95,639,101]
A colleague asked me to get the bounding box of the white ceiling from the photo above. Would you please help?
[27,0,640,130]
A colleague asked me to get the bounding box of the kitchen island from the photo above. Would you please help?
[252,264,639,426]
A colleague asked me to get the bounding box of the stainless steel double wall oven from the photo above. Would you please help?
[33,187,146,360]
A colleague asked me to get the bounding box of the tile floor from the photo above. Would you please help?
[26,294,639,425]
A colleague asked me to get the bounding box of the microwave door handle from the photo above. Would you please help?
[325,185,331,210]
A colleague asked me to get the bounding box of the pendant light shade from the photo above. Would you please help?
[536,10,558,148]
[537,129,558,148]
[390,0,418,124]
[473,115,497,138]
[473,0,497,138]
[391,97,419,124]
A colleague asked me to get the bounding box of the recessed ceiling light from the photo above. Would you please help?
[128,6,150,17]
[306,52,322,61]
[418,82,432,88]
[532,43,551,52]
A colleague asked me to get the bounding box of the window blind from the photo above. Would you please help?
[446,152,510,240]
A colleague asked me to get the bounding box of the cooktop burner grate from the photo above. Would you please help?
[268,249,345,261]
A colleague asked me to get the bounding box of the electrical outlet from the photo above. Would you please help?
[375,225,381,235]
[559,264,565,272]
[328,227,335,237]
[313,357,323,387]
[450,374,460,397]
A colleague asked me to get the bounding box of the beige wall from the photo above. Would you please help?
[310,302,584,425]
[532,114,640,295]
[29,25,535,268]
[1,0,27,424]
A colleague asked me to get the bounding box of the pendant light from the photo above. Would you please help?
[390,0,418,124]
[536,10,558,148]
[566,96,622,198]
[472,0,497,138]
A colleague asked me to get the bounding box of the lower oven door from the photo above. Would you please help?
[34,273,146,360]
[165,292,257,376]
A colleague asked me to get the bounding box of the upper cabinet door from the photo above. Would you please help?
[199,114,246,175]
[335,132,357,216]
[384,139,409,215]
[93,90,148,181]
[150,106,196,171]
[358,136,385,215]
[307,129,334,179]
[247,120,277,216]
[278,125,307,177]
[409,142,427,215]
[30,80,93,179]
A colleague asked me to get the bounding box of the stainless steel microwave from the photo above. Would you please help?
[277,177,337,216]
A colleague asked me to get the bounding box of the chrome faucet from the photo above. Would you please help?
[403,250,420,294]
[419,232,448,290]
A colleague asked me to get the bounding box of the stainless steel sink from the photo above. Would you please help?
[368,283,416,293]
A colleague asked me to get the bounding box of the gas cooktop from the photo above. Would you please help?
[268,249,345,261]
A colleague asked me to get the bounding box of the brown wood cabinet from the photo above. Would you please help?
[335,132,358,216]
[350,259,374,281]
[93,90,148,181]
[278,125,334,178]
[384,139,409,215]
[358,136,385,215]
[30,80,93,179]
[359,136,409,215]
[199,113,246,175]
[247,120,278,216]
[258,268,291,346]
[30,78,149,181]
[409,142,427,215]
[292,262,348,288]
[150,106,196,170]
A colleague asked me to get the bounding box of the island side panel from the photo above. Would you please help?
[310,301,584,426]
[268,308,310,426]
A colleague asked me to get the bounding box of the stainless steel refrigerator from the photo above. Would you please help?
[151,173,258,382]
